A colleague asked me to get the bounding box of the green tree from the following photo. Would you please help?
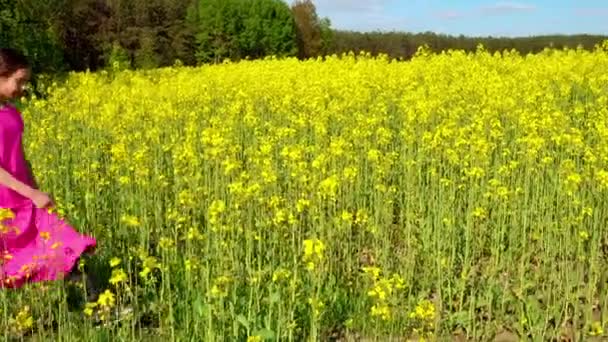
[189,0,297,64]
[104,40,130,71]
[135,28,160,69]
[327,30,608,60]
[189,0,242,63]
[319,17,333,56]
[0,0,65,73]
[240,0,297,58]
[155,0,198,66]
[55,0,111,71]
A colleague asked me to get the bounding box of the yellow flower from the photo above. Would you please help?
[139,255,160,279]
[409,299,436,321]
[343,166,357,182]
[318,175,339,199]
[590,321,604,336]
[121,215,140,227]
[9,306,33,333]
[83,302,97,317]
[109,268,128,285]
[596,169,608,189]
[340,210,352,223]
[296,199,310,213]
[303,239,325,259]
[159,237,174,249]
[582,207,593,217]
[303,238,326,271]
[472,207,487,219]
[566,172,582,187]
[109,257,122,267]
[208,200,226,225]
[391,274,406,289]
[370,303,391,321]
[186,227,205,241]
[272,268,291,283]
[367,149,381,163]
[361,266,381,280]
[209,275,232,298]
[97,290,116,308]
[308,297,325,318]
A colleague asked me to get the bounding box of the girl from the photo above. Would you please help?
[0,48,98,296]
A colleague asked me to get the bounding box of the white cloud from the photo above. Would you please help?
[434,2,535,22]
[312,0,390,13]
[434,10,467,20]
[480,2,537,15]
[312,0,409,32]
[574,7,608,17]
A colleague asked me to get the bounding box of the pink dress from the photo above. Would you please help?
[0,103,96,288]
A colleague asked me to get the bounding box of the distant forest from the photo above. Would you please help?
[1,0,606,74]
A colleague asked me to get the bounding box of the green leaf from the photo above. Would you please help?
[269,291,281,304]
[236,314,249,329]
[251,328,275,340]
[449,310,471,326]
[194,298,208,318]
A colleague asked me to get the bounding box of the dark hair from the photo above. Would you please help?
[0,48,30,77]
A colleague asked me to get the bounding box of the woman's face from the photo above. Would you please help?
[0,68,30,100]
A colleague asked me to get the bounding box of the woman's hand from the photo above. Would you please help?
[29,189,53,208]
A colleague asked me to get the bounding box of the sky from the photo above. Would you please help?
[311,0,608,37]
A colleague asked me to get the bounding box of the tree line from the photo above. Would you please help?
[330,31,608,60]
[1,0,606,74]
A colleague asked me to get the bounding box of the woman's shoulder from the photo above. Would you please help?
[0,103,23,129]
[0,102,18,112]
[0,102,22,117]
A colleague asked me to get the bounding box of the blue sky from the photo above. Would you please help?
[312,0,608,37]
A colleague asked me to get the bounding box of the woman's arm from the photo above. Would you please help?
[0,165,36,199]
[0,165,51,208]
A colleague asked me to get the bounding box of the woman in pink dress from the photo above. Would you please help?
[0,48,97,293]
